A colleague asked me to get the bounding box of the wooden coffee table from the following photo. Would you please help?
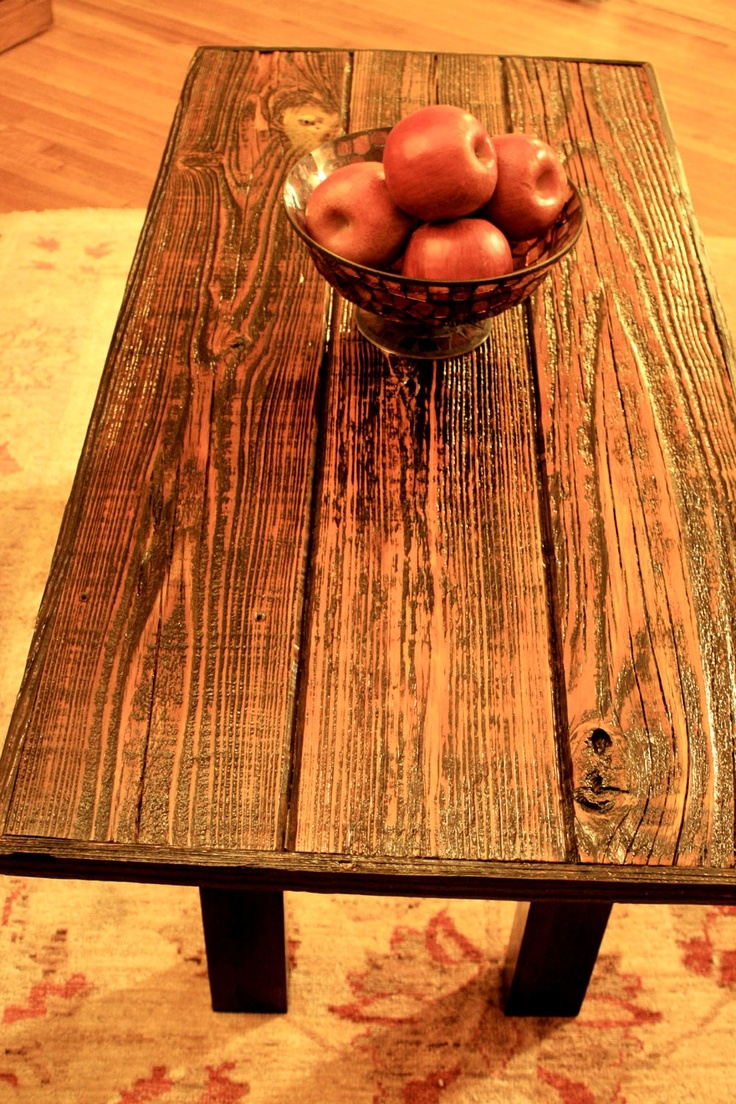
[2,47,736,1018]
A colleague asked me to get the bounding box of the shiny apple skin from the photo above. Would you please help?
[481,133,570,240]
[305,161,417,268]
[401,218,513,282]
[383,105,498,222]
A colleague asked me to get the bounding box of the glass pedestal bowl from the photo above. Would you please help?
[283,127,585,359]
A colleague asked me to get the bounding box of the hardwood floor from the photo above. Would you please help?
[0,0,734,237]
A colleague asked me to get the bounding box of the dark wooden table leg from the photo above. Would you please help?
[199,887,288,1013]
[503,900,613,1017]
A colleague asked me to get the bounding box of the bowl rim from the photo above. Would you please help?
[282,126,586,289]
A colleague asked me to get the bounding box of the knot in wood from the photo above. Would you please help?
[279,101,341,153]
[571,721,628,815]
[590,727,613,755]
[574,769,623,812]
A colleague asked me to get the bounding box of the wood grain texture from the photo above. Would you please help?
[1,48,348,849]
[503,57,736,866]
[290,52,572,862]
[0,0,734,243]
[292,304,572,861]
[2,48,736,893]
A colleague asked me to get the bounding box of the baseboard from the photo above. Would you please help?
[0,0,52,53]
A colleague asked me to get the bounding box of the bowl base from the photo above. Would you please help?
[355,309,493,359]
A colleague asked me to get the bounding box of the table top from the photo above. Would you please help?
[2,47,736,903]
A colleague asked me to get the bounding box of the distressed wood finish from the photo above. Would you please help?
[292,301,570,860]
[2,48,736,911]
[1,48,349,849]
[502,57,736,867]
[291,52,572,861]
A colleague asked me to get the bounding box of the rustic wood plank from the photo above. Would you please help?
[290,52,573,862]
[1,48,349,849]
[502,57,736,865]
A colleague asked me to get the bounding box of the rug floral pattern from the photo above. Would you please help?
[4,882,736,1102]
[2,212,736,1103]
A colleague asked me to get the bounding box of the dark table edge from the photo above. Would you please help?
[2,836,736,905]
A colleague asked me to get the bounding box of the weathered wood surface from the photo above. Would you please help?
[290,52,572,861]
[1,48,348,848]
[503,57,736,867]
[2,48,736,886]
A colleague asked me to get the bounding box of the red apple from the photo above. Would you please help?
[305,160,416,267]
[382,105,498,222]
[481,133,570,240]
[401,218,513,281]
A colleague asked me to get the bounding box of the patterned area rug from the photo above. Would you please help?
[1,210,736,1103]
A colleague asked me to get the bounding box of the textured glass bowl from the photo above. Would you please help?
[283,126,585,358]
